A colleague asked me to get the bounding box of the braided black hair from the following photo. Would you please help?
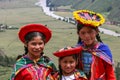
[58,65,63,80]
[96,34,102,42]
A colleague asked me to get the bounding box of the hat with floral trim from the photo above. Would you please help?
[53,46,83,57]
[73,10,105,27]
[18,23,52,43]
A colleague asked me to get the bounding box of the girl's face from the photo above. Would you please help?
[78,26,98,46]
[59,56,77,76]
[26,36,45,59]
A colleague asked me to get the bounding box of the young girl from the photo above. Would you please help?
[73,10,116,80]
[10,23,56,80]
[53,46,87,80]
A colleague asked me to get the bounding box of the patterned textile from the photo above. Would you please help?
[53,69,87,80]
[9,55,56,80]
[76,42,116,80]
[82,51,92,75]
[77,42,113,65]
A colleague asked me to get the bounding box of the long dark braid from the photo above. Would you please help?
[77,37,82,44]
[96,34,102,42]
[24,46,28,55]
[76,23,83,44]
[16,46,27,60]
[58,65,63,80]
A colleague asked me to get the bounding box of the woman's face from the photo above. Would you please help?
[26,36,45,59]
[78,26,98,46]
[59,56,77,76]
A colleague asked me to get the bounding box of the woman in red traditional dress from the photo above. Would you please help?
[73,10,116,80]
[9,24,57,80]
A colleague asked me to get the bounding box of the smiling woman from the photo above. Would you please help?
[9,23,57,80]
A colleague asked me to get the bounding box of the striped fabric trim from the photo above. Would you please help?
[10,55,56,80]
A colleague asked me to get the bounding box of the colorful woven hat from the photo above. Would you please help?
[53,46,83,57]
[18,23,52,43]
[73,10,105,27]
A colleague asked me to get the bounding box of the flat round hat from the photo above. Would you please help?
[18,23,52,43]
[53,46,83,57]
[73,10,105,27]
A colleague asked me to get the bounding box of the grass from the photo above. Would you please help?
[0,7,77,57]
[54,10,73,17]
[101,24,120,33]
[0,66,12,79]
[0,0,120,79]
[100,33,120,62]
